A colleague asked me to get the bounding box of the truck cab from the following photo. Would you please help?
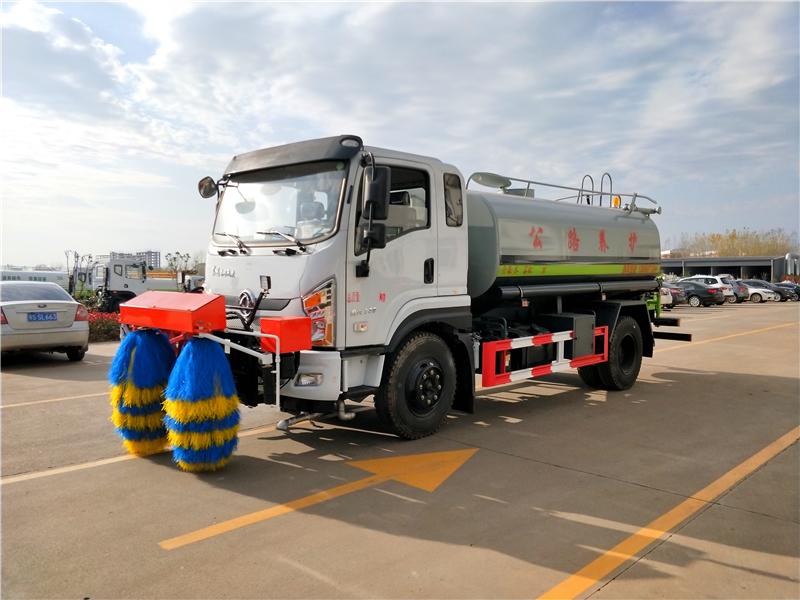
[200,137,473,425]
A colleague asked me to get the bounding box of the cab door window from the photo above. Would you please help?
[356,166,429,253]
[443,173,463,227]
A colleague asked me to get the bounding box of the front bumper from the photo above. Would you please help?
[281,350,342,401]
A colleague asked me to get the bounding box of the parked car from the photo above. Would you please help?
[658,284,673,308]
[662,281,688,307]
[717,274,750,303]
[672,280,725,307]
[740,279,793,302]
[776,281,800,301]
[0,281,89,361]
[738,280,777,303]
[678,275,735,302]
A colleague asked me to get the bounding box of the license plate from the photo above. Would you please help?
[27,312,57,322]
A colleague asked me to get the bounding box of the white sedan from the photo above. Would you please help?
[1,281,90,361]
[739,282,778,303]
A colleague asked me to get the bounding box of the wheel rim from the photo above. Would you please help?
[751,294,761,303]
[689,296,700,307]
[405,360,444,417]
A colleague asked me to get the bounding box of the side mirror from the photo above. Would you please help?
[198,176,218,198]
[362,166,390,221]
[359,222,387,249]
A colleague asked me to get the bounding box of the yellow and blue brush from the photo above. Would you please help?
[163,337,240,472]
[109,329,176,456]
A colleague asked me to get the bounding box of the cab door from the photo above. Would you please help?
[345,160,438,348]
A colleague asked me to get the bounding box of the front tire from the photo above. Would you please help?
[375,332,455,440]
[688,295,701,307]
[725,296,736,304]
[597,316,643,391]
[750,293,762,303]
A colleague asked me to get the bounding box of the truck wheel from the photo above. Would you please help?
[375,332,455,440]
[597,316,642,391]
[577,364,604,389]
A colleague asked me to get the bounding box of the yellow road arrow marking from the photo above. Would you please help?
[159,448,478,550]
[348,448,479,492]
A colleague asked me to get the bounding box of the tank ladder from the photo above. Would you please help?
[467,171,660,215]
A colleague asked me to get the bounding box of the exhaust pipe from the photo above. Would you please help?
[276,400,355,431]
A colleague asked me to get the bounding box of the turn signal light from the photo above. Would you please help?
[301,278,335,347]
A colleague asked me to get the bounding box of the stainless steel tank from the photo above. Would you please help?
[466,191,661,299]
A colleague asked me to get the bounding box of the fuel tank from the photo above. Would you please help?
[466,191,661,299]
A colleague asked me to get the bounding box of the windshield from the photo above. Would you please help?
[213,160,347,247]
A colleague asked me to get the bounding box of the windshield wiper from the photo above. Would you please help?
[215,232,250,254]
[256,230,307,253]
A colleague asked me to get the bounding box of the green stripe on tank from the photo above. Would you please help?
[497,263,660,277]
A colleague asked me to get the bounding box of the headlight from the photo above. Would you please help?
[301,278,335,347]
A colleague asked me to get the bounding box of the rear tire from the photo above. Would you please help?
[597,316,643,391]
[375,332,455,440]
[66,347,86,362]
[578,364,605,389]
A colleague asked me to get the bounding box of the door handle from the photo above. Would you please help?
[424,258,434,284]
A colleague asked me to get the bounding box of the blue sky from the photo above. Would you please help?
[2,1,798,268]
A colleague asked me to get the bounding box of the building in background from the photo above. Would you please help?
[661,254,799,281]
[94,251,161,269]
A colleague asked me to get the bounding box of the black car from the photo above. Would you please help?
[776,281,800,301]
[740,279,794,302]
[672,280,725,307]
[663,282,688,307]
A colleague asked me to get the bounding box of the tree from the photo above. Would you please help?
[164,252,196,290]
[191,251,206,277]
[664,228,800,257]
[165,252,193,273]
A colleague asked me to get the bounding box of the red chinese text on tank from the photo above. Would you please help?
[629,232,637,252]
[568,228,580,252]
[598,230,609,253]
[529,226,543,249]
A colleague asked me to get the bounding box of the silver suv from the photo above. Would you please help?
[678,275,735,303]
[717,274,750,303]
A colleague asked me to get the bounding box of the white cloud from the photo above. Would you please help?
[1,1,797,266]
